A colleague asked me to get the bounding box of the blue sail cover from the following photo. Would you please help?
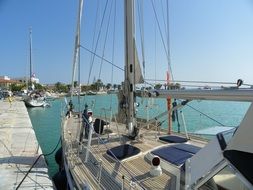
[152,144,201,166]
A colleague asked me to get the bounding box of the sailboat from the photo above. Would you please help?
[23,28,48,108]
[54,1,253,190]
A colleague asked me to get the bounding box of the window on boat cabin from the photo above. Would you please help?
[198,166,249,190]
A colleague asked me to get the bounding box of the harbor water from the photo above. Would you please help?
[27,94,250,177]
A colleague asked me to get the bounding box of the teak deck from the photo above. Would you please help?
[62,115,205,190]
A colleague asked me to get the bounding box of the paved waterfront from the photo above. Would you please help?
[0,98,54,189]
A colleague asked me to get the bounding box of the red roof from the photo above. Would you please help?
[0,79,21,84]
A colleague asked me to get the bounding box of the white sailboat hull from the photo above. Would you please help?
[24,98,46,107]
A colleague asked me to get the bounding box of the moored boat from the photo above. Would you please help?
[55,1,253,190]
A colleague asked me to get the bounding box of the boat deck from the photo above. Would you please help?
[62,115,205,190]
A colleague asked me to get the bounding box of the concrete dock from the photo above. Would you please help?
[0,99,54,189]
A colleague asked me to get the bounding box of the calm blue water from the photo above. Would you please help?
[27,94,250,177]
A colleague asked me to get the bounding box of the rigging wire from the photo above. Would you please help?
[137,0,146,80]
[80,45,124,71]
[154,15,157,84]
[93,0,114,116]
[161,0,168,38]
[166,0,174,81]
[110,0,117,114]
[150,0,168,64]
[87,0,109,84]
[98,0,114,79]
[150,0,174,81]
[179,101,226,127]
[88,0,100,83]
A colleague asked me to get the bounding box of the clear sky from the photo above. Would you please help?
[1,0,253,85]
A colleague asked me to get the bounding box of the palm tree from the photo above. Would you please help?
[106,83,112,90]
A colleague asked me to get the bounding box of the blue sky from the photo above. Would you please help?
[1,0,253,85]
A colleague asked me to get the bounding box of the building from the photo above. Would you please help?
[13,76,39,84]
[0,76,21,89]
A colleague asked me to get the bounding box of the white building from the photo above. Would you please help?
[0,76,11,81]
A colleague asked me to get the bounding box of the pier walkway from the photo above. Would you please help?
[0,99,54,189]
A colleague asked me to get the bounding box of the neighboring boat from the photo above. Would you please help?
[55,1,253,190]
[24,97,48,107]
[23,91,49,107]
[23,28,48,108]
[86,90,97,95]
[107,89,118,94]
[96,91,107,95]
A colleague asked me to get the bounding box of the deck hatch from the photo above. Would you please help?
[106,144,141,160]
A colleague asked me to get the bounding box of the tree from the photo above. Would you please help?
[154,83,162,90]
[113,84,117,90]
[90,84,97,91]
[94,79,103,91]
[81,85,91,92]
[55,82,61,91]
[54,82,68,92]
[74,81,78,88]
[106,83,112,90]
[10,83,26,92]
[34,83,45,90]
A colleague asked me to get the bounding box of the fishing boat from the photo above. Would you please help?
[54,1,253,190]
[23,28,48,108]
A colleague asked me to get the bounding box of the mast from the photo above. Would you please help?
[29,28,33,88]
[124,0,137,138]
[71,0,83,99]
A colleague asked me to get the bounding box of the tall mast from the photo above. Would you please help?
[124,0,137,138]
[29,28,33,84]
[71,0,83,99]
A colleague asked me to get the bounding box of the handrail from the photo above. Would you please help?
[64,117,145,189]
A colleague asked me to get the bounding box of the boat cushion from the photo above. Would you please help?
[159,135,188,143]
[151,144,201,166]
[173,144,201,154]
[106,144,141,160]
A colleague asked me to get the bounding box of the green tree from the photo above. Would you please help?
[54,82,68,93]
[55,82,61,91]
[10,83,26,92]
[34,83,45,91]
[67,84,71,91]
[74,81,78,88]
[106,83,112,90]
[154,83,162,90]
[94,79,103,91]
